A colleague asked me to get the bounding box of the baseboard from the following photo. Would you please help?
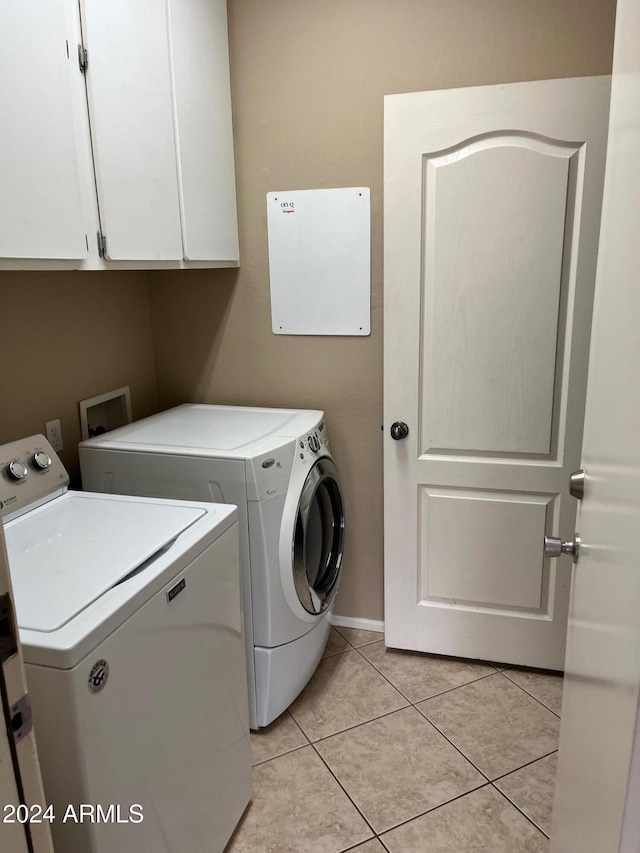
[329,614,385,634]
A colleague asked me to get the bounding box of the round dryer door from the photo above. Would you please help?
[292,457,344,615]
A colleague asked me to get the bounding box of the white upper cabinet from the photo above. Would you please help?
[80,0,184,261]
[169,0,239,262]
[0,0,87,260]
[0,0,239,269]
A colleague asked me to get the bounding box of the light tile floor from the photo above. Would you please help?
[226,627,563,853]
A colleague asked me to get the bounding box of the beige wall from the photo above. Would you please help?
[0,272,158,482]
[149,0,616,621]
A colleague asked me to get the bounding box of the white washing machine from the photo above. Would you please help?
[79,404,345,729]
[1,435,251,853]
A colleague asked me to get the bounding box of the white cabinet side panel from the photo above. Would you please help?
[0,1,86,259]
[267,188,371,336]
[168,0,239,261]
[80,0,183,260]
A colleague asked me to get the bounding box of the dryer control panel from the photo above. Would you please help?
[302,422,329,457]
[0,435,68,520]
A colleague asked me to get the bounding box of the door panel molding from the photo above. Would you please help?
[419,487,556,614]
[421,135,585,460]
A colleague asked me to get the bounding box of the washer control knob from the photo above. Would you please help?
[7,460,28,480]
[32,451,52,471]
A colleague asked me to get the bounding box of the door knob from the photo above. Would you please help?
[544,535,581,561]
[570,469,585,500]
[390,422,409,440]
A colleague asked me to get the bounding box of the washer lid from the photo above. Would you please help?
[6,493,205,634]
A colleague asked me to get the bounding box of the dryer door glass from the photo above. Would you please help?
[292,458,344,614]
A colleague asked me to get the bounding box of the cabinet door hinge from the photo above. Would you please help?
[97,231,107,258]
[78,44,88,73]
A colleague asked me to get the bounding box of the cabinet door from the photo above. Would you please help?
[169,0,239,261]
[80,0,183,260]
[0,0,87,259]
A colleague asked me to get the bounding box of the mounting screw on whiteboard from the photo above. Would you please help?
[45,419,63,452]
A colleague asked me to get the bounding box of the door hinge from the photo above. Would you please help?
[0,594,18,665]
[97,231,107,258]
[78,44,88,73]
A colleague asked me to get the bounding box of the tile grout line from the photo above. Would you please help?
[415,701,560,792]
[251,709,381,849]
[333,626,384,649]
[491,748,559,783]
[373,781,494,841]
[322,648,353,660]
[412,705,492,784]
[250,743,308,768]
[322,628,356,660]
[498,670,563,719]
[250,726,379,851]
[375,779,550,845]
[339,840,384,853]
[352,645,414,703]
[290,648,496,849]
[355,638,505,674]
[350,645,500,783]
[295,680,558,842]
[305,705,411,747]
[286,707,313,744]
[490,783,551,840]
[305,703,496,844]
[310,740,379,844]
[354,645,506,707]
[255,669,410,762]
[297,647,558,783]
[349,648,535,786]
[249,709,311,768]
[251,648,557,847]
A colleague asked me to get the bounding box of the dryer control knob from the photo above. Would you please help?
[308,434,320,453]
[7,460,28,480]
[32,451,52,471]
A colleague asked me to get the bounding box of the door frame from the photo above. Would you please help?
[550,0,640,847]
[0,520,54,853]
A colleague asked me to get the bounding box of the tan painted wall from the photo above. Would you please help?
[149,0,616,621]
[0,272,157,482]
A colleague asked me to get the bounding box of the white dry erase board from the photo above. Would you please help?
[267,187,371,335]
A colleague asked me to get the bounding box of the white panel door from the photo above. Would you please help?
[80,0,183,260]
[551,2,640,848]
[384,77,610,669]
[168,0,239,261]
[0,0,86,259]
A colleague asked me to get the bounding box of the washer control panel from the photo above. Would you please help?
[0,435,68,520]
[302,427,328,457]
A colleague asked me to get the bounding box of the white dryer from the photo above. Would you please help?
[1,435,251,853]
[79,405,345,728]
